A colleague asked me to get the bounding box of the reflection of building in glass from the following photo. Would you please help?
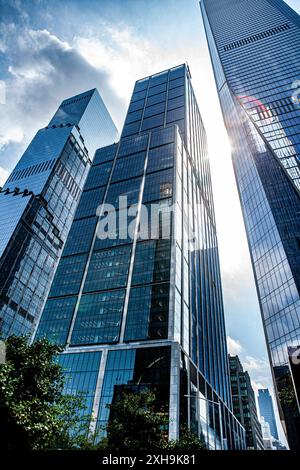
[35,64,246,449]
[200,0,300,449]
[229,355,264,449]
[0,89,118,337]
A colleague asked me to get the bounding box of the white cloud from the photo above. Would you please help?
[251,380,268,394]
[0,17,178,173]
[243,355,270,375]
[74,25,154,104]
[242,355,272,393]
[0,126,24,148]
[227,336,243,355]
[0,23,124,172]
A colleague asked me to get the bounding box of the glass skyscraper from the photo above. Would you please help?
[0,89,118,338]
[229,355,264,450]
[200,0,300,449]
[258,388,279,440]
[35,64,246,449]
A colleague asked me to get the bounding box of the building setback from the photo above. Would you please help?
[0,89,118,337]
[229,355,264,449]
[200,0,300,449]
[35,64,246,449]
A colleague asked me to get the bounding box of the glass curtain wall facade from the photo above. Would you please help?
[35,64,245,450]
[258,388,279,440]
[229,355,264,449]
[0,89,118,337]
[200,0,300,449]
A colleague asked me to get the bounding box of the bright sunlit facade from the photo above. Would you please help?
[200,0,300,449]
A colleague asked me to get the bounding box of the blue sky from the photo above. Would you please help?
[1,0,299,445]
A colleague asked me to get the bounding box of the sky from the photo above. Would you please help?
[1,0,299,446]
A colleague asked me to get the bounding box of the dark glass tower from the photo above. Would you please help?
[35,64,246,449]
[200,0,300,449]
[0,89,118,337]
[258,388,279,440]
[229,355,264,450]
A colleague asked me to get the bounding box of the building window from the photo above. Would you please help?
[106,177,142,208]
[83,244,132,293]
[84,161,113,190]
[111,153,146,183]
[71,289,126,345]
[143,169,173,203]
[124,283,169,341]
[49,254,88,297]
[57,351,102,416]
[35,296,77,345]
[131,240,171,286]
[62,217,97,256]
[147,143,174,173]
[74,187,105,219]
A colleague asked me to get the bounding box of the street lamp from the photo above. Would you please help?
[184,394,224,450]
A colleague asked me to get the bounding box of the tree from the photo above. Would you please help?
[0,335,90,450]
[105,387,206,451]
[167,427,207,451]
[106,388,168,451]
[278,376,298,410]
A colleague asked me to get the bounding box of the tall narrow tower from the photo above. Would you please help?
[35,64,246,450]
[200,0,300,449]
[0,89,118,337]
[258,388,279,440]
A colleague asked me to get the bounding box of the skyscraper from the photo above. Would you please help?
[229,355,264,449]
[35,64,246,449]
[0,89,118,338]
[260,416,274,450]
[258,388,279,440]
[200,0,300,449]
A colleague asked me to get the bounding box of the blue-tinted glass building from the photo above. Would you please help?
[229,356,264,450]
[35,64,246,449]
[200,0,300,449]
[0,89,118,337]
[258,388,279,440]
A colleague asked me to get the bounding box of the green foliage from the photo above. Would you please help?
[167,427,207,451]
[0,337,207,451]
[106,389,169,451]
[0,335,90,450]
[105,388,206,451]
[278,378,298,410]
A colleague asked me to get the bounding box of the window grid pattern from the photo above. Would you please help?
[71,289,126,345]
[202,0,300,368]
[34,64,243,449]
